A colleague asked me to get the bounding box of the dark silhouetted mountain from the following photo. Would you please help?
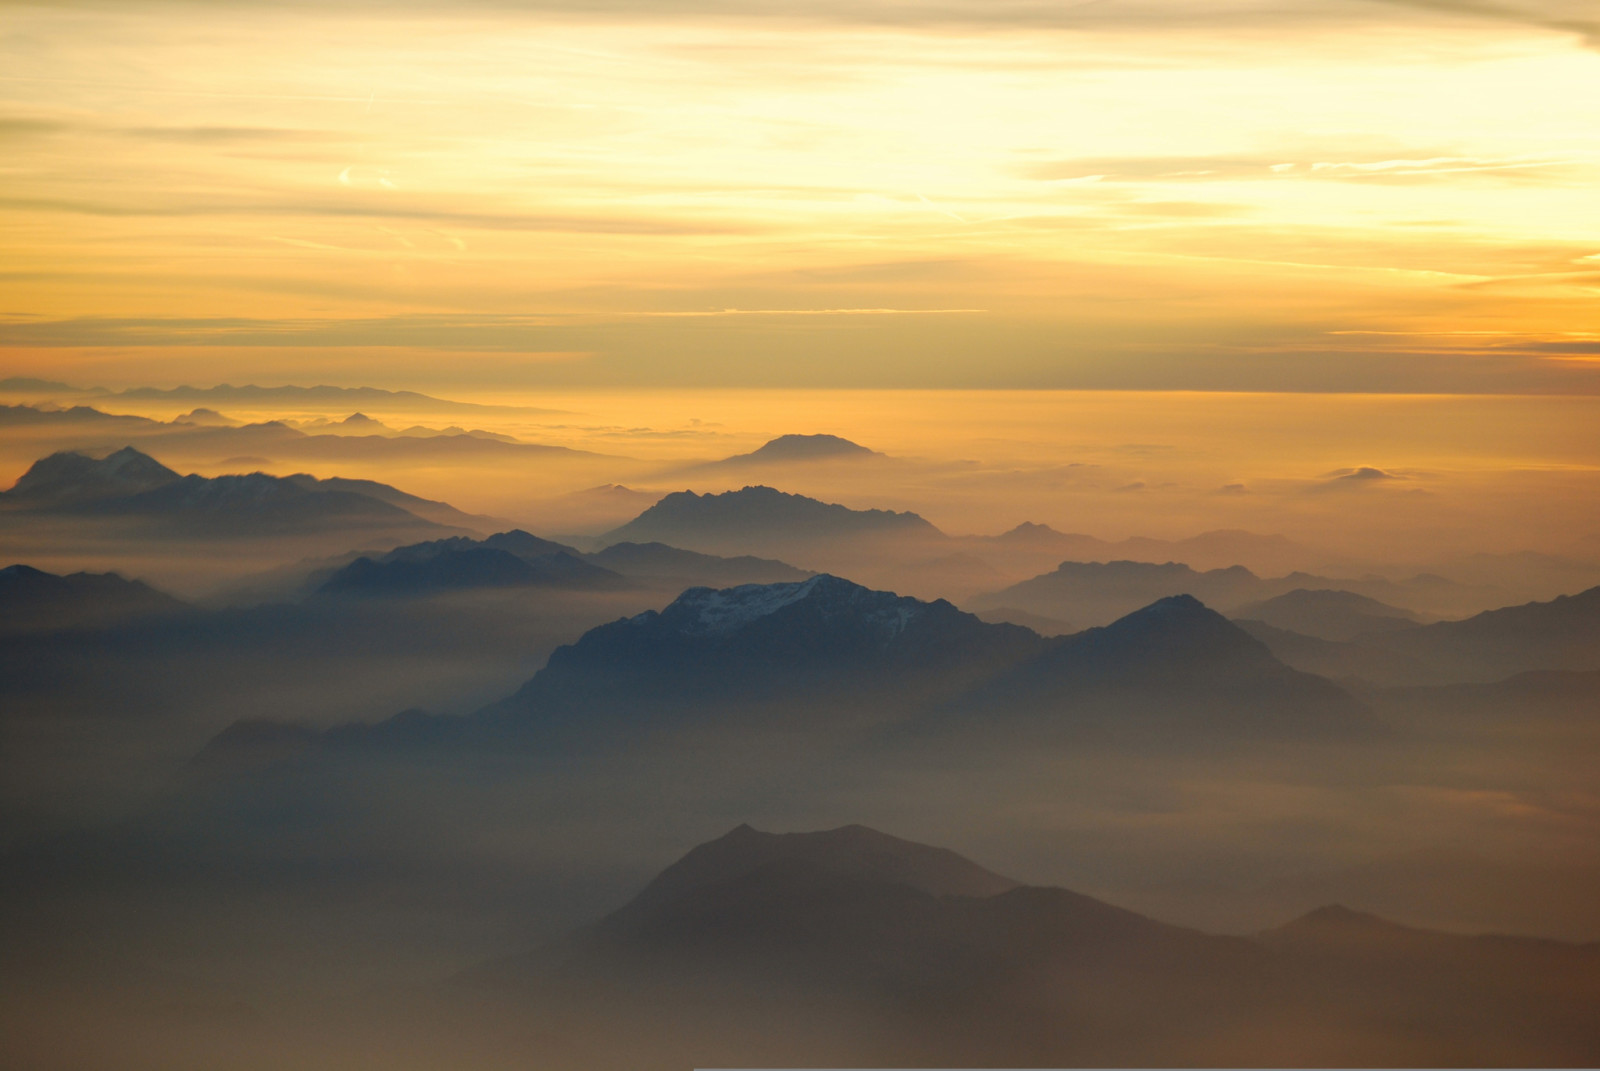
[318,532,626,596]
[464,824,1600,1068]
[970,558,1489,628]
[584,541,811,589]
[280,473,500,531]
[474,574,1043,741]
[0,563,186,635]
[974,524,1312,574]
[972,559,1266,625]
[615,824,1019,924]
[601,486,943,557]
[172,407,236,426]
[1252,585,1600,686]
[951,594,1371,740]
[2,446,181,505]
[0,447,454,537]
[694,434,882,470]
[1374,585,1600,682]
[0,376,77,393]
[1231,587,1423,642]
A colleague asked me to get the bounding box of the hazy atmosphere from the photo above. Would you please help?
[3,1,1599,1068]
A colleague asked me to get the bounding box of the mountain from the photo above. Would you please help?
[971,559,1267,626]
[973,524,1313,574]
[583,541,812,590]
[317,531,627,596]
[611,824,1019,924]
[970,558,1493,628]
[463,824,1600,1069]
[470,574,1044,743]
[0,447,460,537]
[267,577,1362,758]
[601,485,943,558]
[1231,587,1423,642]
[280,473,499,531]
[690,434,882,471]
[1373,585,1600,682]
[0,563,186,635]
[1249,585,1600,686]
[946,594,1372,740]
[0,376,77,393]
[1,445,182,505]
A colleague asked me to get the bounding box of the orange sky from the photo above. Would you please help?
[2,0,1599,392]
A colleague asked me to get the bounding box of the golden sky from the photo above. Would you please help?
[2,0,1599,390]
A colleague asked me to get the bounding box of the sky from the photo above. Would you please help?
[3,0,1600,391]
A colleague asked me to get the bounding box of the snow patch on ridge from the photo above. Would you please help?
[675,575,830,634]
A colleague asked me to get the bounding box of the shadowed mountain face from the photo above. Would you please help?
[464,824,1600,1069]
[0,564,186,635]
[601,485,942,557]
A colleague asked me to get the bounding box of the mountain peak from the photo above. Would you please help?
[602,485,942,552]
[615,823,1020,924]
[6,446,180,502]
[742,433,878,461]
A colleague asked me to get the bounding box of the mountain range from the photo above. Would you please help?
[0,447,460,538]
[598,485,945,564]
[0,563,187,635]
[207,574,1370,761]
[313,531,812,597]
[971,557,1492,626]
[1243,584,1600,686]
[462,822,1600,1069]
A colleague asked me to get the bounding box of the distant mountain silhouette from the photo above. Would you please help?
[3,445,182,505]
[584,541,811,589]
[971,558,1482,627]
[976,523,1311,573]
[972,559,1266,625]
[0,445,467,537]
[1376,585,1600,682]
[318,531,626,595]
[469,574,1043,742]
[0,563,186,635]
[1231,587,1423,642]
[280,474,498,531]
[1247,586,1600,686]
[0,447,451,537]
[948,594,1371,740]
[264,577,1364,756]
[463,823,1600,1068]
[601,486,942,557]
[689,434,882,471]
